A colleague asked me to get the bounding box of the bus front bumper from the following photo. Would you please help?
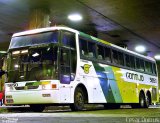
[5,90,60,105]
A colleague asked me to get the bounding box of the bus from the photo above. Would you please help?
[0,51,7,105]
[1,26,158,111]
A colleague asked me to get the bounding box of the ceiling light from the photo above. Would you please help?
[68,14,82,21]
[154,55,160,60]
[14,64,19,68]
[32,52,39,57]
[135,45,146,53]
[0,51,6,54]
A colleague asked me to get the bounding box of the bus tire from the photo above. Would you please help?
[144,93,150,108]
[139,92,145,108]
[30,104,45,112]
[70,87,85,111]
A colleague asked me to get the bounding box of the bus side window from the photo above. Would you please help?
[97,44,105,60]
[88,41,96,58]
[145,61,152,73]
[80,38,88,57]
[130,56,135,69]
[112,50,118,64]
[136,58,140,71]
[104,47,111,63]
[140,59,145,72]
[125,54,130,67]
[118,52,124,66]
[152,63,157,75]
[136,58,144,72]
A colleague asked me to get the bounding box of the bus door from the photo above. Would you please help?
[59,31,76,103]
[59,48,72,102]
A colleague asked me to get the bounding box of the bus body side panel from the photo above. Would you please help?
[78,60,158,104]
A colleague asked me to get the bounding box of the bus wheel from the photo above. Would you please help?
[70,87,85,111]
[139,93,145,108]
[30,104,45,112]
[144,94,150,108]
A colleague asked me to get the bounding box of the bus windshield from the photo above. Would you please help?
[9,31,58,49]
[8,46,58,82]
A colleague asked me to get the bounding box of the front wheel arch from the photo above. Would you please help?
[70,84,88,111]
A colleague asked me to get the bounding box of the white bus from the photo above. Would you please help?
[2,26,158,112]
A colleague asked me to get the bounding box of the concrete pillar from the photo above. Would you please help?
[29,8,50,29]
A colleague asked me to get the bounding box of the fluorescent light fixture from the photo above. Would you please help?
[32,52,39,57]
[0,51,6,54]
[154,55,160,60]
[21,50,28,54]
[135,45,146,53]
[68,14,82,21]
[12,51,20,55]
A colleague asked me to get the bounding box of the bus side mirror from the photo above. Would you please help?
[60,74,75,84]
[0,69,6,77]
[71,73,75,81]
[60,74,71,84]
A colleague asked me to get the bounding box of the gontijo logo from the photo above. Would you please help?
[81,64,91,74]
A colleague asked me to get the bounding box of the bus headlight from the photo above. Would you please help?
[42,84,51,90]
[42,84,57,90]
[6,86,14,92]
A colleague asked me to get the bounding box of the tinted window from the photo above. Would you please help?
[80,38,88,57]
[88,41,96,58]
[125,54,130,67]
[152,63,157,75]
[145,61,152,73]
[97,44,105,60]
[140,59,145,72]
[80,38,96,58]
[118,52,124,66]
[112,50,118,64]
[62,31,75,48]
[130,56,135,69]
[104,47,111,63]
[136,58,141,70]
[10,31,58,49]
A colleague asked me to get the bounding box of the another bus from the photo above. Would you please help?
[0,51,7,105]
[2,26,158,111]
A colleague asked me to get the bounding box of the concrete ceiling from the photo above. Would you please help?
[0,0,160,58]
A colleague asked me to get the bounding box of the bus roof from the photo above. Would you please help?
[12,26,155,62]
[12,26,79,37]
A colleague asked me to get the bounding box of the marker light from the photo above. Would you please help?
[68,14,82,21]
[154,55,160,60]
[135,45,146,53]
